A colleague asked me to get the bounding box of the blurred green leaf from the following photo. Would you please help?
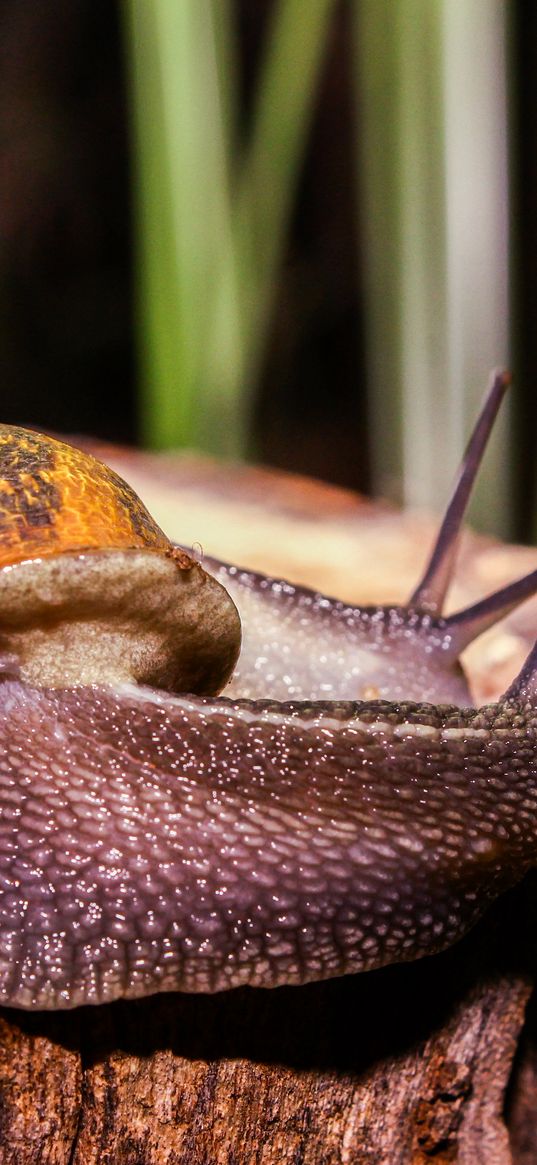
[124,0,335,456]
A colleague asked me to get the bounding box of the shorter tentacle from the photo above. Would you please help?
[444,568,537,653]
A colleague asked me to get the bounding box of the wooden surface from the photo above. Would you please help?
[1,446,537,1165]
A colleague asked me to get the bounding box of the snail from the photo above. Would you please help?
[0,370,537,1010]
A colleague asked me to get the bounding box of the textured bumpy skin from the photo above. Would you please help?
[0,678,536,1009]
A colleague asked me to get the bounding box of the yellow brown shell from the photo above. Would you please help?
[0,424,241,695]
[0,424,169,568]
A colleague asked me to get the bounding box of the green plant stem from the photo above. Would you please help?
[125,0,237,449]
[353,0,511,537]
[125,0,336,458]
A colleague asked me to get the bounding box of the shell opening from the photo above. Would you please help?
[0,548,241,694]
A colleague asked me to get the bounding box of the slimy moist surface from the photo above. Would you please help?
[0,681,535,1009]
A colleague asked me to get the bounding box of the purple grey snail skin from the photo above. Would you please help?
[1,371,537,1010]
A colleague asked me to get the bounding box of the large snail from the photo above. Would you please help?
[0,370,536,1010]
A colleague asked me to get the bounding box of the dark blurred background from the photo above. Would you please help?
[0,1,533,538]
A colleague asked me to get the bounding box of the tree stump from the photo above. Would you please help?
[1,447,536,1165]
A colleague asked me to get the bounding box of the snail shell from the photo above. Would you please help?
[0,424,240,693]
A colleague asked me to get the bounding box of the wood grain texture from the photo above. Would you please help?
[0,447,536,1165]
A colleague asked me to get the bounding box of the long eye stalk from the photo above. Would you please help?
[409,369,511,615]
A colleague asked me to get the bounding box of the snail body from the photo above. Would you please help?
[0,373,537,1009]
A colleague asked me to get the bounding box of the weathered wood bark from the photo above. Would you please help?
[1,449,536,1165]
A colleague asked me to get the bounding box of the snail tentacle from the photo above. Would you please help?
[409,368,510,614]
